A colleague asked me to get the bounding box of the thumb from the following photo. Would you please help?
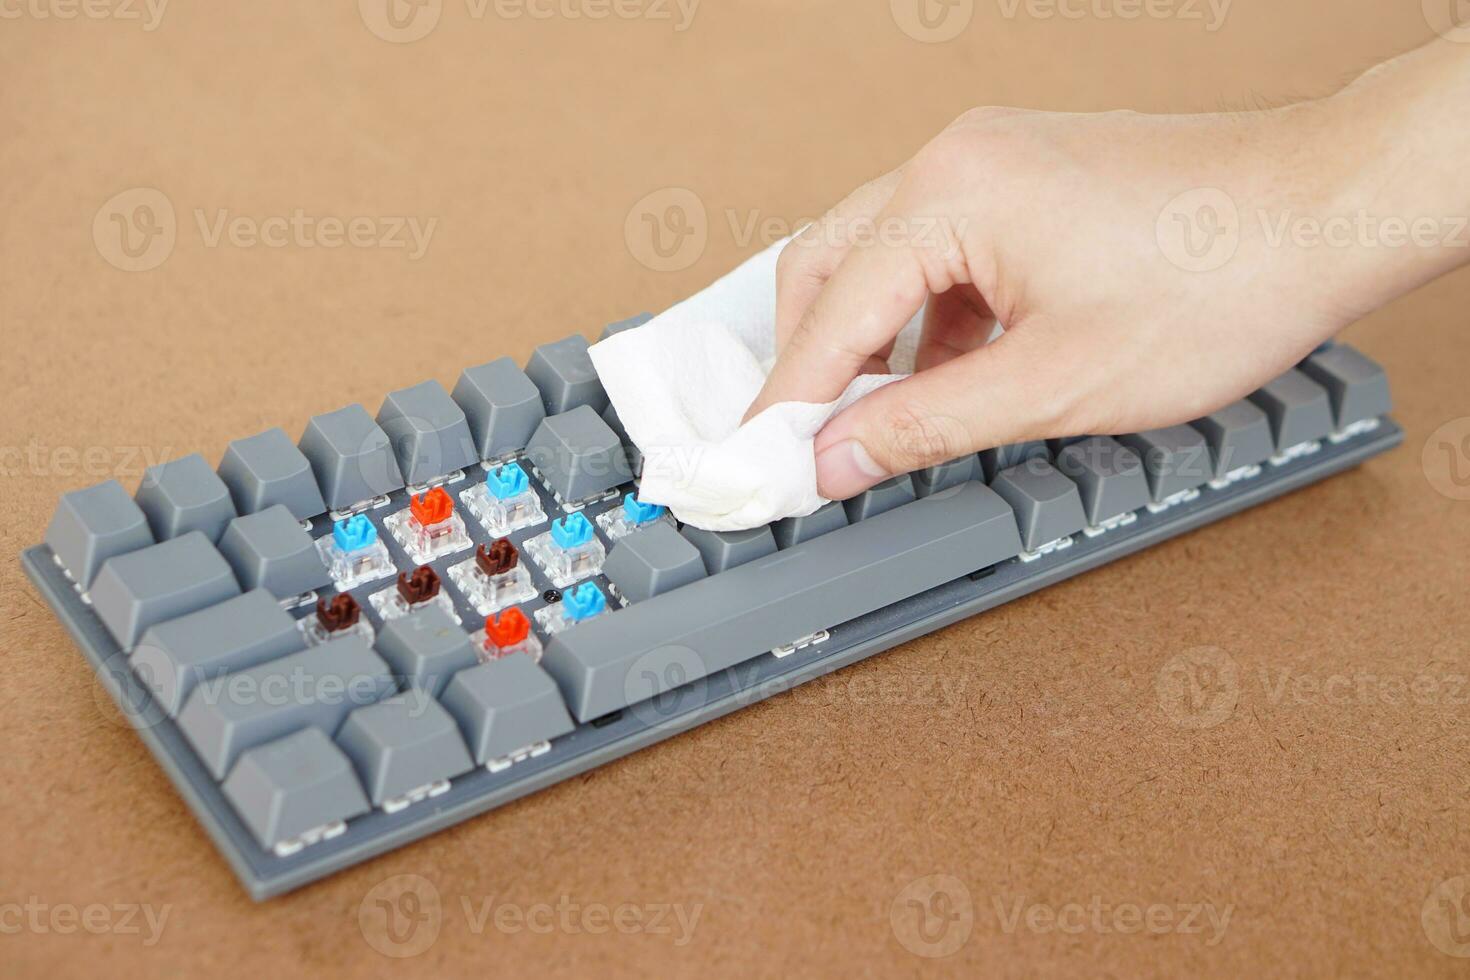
[812,330,1067,499]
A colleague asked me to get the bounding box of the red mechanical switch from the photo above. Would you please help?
[410,486,454,527]
[485,607,531,648]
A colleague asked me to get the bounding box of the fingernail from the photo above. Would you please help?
[815,439,889,500]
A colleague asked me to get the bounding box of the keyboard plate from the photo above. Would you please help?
[22,419,1402,900]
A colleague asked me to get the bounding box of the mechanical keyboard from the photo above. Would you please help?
[20,319,1400,899]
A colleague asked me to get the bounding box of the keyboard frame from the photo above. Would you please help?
[21,419,1402,900]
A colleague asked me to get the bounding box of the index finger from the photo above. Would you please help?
[745,227,931,419]
[774,169,905,354]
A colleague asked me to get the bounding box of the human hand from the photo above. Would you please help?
[744,40,1470,500]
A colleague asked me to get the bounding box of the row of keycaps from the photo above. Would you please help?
[211,620,573,858]
[62,458,637,660]
[43,319,653,601]
[151,598,573,854]
[546,344,1392,722]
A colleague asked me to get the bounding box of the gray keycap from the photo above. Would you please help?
[440,656,575,765]
[222,727,369,852]
[990,459,1087,551]
[132,589,302,716]
[45,479,154,588]
[336,690,474,805]
[135,453,238,543]
[298,404,406,512]
[1299,344,1391,431]
[980,441,1048,482]
[374,605,479,697]
[1054,436,1150,526]
[217,427,327,521]
[1046,436,1089,456]
[772,500,848,548]
[525,334,608,415]
[451,357,548,460]
[525,406,632,503]
[1117,426,1212,502]
[90,532,240,650]
[1249,369,1334,451]
[178,638,395,780]
[604,523,707,602]
[843,474,917,522]
[912,456,979,497]
[217,505,330,599]
[543,481,1023,723]
[601,402,642,475]
[680,525,777,574]
[1192,401,1274,480]
[376,380,479,485]
[598,312,653,340]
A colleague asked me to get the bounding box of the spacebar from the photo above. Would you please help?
[541,481,1023,722]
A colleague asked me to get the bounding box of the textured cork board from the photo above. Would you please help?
[3,1,1468,976]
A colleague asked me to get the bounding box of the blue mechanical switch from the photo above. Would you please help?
[597,492,669,540]
[487,463,529,499]
[462,461,547,538]
[526,511,606,588]
[319,513,395,590]
[550,512,594,549]
[333,514,378,552]
[536,581,608,634]
[564,582,606,621]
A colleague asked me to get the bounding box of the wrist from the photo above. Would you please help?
[1199,99,1376,346]
[1297,38,1470,318]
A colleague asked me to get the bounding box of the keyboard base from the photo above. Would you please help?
[21,419,1402,900]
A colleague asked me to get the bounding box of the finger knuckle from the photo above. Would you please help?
[784,309,845,365]
[774,238,807,284]
[918,107,1042,190]
[777,227,839,289]
[911,128,981,184]
[951,105,1026,130]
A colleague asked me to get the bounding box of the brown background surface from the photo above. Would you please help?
[3,0,1469,976]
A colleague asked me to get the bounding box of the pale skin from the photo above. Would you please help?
[744,32,1470,500]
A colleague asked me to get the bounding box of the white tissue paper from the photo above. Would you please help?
[589,237,924,532]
